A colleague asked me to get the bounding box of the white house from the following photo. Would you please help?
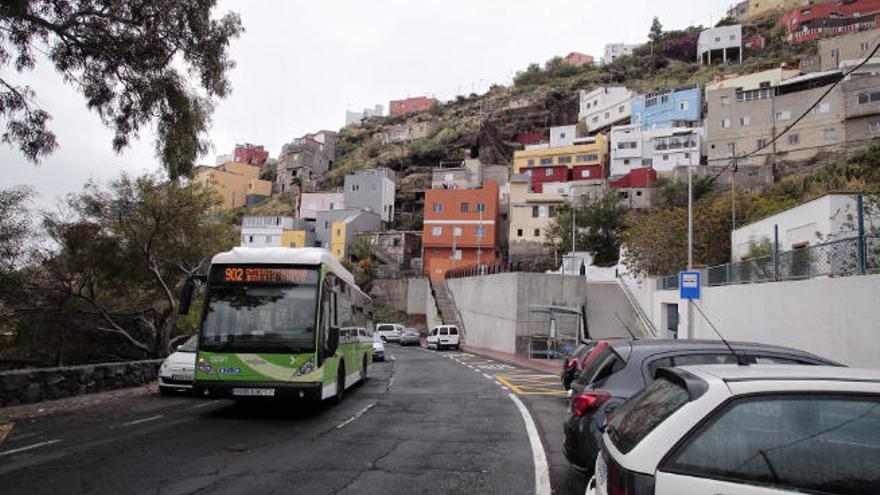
[731,193,879,261]
[610,124,704,177]
[578,87,634,133]
[241,216,316,248]
[602,43,639,65]
[697,24,743,65]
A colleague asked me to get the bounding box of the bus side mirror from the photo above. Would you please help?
[327,327,340,355]
[178,275,205,315]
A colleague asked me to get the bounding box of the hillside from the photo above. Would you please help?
[318,13,815,226]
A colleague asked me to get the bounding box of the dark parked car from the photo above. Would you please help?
[562,338,841,474]
[560,340,600,390]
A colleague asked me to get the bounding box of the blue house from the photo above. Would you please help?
[631,85,702,130]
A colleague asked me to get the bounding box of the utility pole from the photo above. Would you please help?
[731,146,737,232]
[687,163,695,339]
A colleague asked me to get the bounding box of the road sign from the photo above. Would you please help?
[680,271,701,300]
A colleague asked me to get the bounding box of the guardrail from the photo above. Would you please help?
[444,256,559,280]
[657,234,880,290]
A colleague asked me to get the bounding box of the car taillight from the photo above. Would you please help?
[606,451,655,495]
[571,390,610,416]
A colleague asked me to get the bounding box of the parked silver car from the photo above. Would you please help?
[398,328,421,346]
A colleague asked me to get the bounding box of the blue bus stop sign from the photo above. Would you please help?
[679,271,701,300]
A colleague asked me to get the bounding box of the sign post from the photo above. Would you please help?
[680,271,700,339]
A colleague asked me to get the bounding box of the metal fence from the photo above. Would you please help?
[657,234,880,290]
[444,255,559,280]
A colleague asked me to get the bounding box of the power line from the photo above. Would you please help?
[708,32,880,183]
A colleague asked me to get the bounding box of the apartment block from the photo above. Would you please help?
[423,181,500,281]
[315,209,382,259]
[610,167,657,209]
[602,43,639,65]
[233,143,269,167]
[193,162,272,212]
[780,0,880,44]
[344,168,396,223]
[298,192,345,221]
[610,124,703,177]
[631,86,702,129]
[276,130,337,195]
[698,25,743,65]
[240,216,316,249]
[507,174,565,255]
[389,96,438,116]
[578,87,634,133]
[513,135,608,193]
[704,68,800,97]
[706,72,880,185]
[814,28,880,74]
[345,104,384,126]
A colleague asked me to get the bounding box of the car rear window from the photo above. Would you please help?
[607,377,690,454]
[449,327,458,335]
[377,325,394,332]
[663,394,880,495]
[575,344,620,387]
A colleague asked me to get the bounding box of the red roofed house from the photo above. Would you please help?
[562,52,595,67]
[610,167,657,209]
[389,96,438,116]
[779,0,880,44]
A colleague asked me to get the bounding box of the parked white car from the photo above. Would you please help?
[427,325,460,351]
[158,335,197,394]
[376,323,404,343]
[588,364,880,495]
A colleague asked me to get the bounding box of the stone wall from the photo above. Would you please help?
[0,360,162,408]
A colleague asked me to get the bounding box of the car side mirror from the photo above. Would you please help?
[327,327,340,356]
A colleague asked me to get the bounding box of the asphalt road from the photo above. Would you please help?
[0,346,589,495]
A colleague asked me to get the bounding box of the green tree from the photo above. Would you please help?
[545,192,629,266]
[0,186,34,271]
[0,1,243,179]
[37,173,237,357]
[649,16,663,43]
[654,176,715,208]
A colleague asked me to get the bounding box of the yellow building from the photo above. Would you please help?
[281,230,308,248]
[512,134,608,174]
[194,161,273,212]
[330,222,347,259]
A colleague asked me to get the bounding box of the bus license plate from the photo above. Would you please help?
[232,388,275,397]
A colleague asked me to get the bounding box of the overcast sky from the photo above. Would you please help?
[1,0,734,209]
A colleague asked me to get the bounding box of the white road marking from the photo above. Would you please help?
[508,394,551,495]
[335,403,375,430]
[481,373,493,380]
[190,401,219,410]
[494,381,502,385]
[119,415,164,427]
[0,439,62,457]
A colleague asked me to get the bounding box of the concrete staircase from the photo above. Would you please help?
[430,280,463,330]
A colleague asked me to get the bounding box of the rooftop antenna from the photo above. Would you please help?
[615,314,638,340]
[691,301,748,366]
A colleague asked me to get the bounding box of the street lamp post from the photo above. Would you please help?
[687,162,694,339]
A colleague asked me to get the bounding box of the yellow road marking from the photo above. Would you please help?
[496,375,525,394]
[0,423,13,445]
[496,374,566,396]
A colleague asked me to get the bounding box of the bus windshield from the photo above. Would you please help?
[199,283,318,353]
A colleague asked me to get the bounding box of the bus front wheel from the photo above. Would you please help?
[333,361,345,404]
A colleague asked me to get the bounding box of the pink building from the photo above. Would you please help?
[562,52,595,66]
[233,143,269,166]
[389,96,438,116]
[298,192,345,220]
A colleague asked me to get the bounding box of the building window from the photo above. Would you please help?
[757,138,769,148]
[527,159,535,166]
[775,110,791,121]
[531,206,539,218]
[870,121,880,134]
[661,95,669,104]
[581,169,591,178]
[618,105,625,113]
[721,118,730,129]
[645,97,657,107]
[476,202,486,212]
[861,41,870,52]
[453,227,462,237]
[678,101,688,111]
[593,116,599,123]
[517,229,523,237]
[720,95,730,106]
[623,159,630,165]
[548,205,556,217]
[432,203,442,213]
[432,226,442,236]
[534,229,541,237]
[265,235,272,242]
[858,91,880,104]
[576,154,598,162]
[641,158,653,166]
[617,141,638,149]
[824,128,838,141]
[810,103,831,114]
[545,168,553,177]
[831,47,839,58]
[726,143,736,154]
[558,156,572,164]
[663,154,669,160]
[460,202,469,213]
[740,116,750,127]
[452,250,462,260]
[788,133,800,145]
[248,235,254,243]
[476,226,485,237]
[540,158,553,165]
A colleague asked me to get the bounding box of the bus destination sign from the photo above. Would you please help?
[221,267,313,284]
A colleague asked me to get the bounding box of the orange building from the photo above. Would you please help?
[423,181,500,281]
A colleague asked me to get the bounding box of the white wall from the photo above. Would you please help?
[651,274,880,369]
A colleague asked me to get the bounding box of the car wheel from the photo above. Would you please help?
[360,355,368,384]
[333,361,345,404]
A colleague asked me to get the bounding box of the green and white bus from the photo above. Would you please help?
[180,247,373,402]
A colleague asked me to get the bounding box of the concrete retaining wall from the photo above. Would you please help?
[0,360,162,408]
[406,277,428,315]
[371,277,429,315]
[651,274,880,369]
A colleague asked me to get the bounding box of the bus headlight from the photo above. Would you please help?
[296,359,314,376]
